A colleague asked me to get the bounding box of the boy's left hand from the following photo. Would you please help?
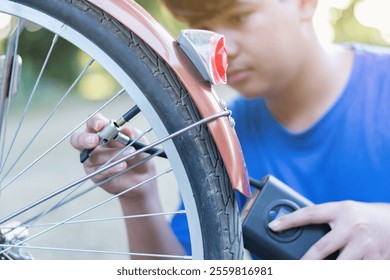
[268,201,390,259]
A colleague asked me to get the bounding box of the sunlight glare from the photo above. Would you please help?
[314,0,353,44]
[355,0,390,41]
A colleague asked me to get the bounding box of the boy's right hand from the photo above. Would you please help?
[70,113,157,200]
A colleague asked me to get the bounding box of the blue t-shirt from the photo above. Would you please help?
[171,45,390,255]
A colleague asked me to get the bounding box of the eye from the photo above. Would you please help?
[227,15,245,25]
[225,9,253,27]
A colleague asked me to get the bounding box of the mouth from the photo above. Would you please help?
[227,69,250,84]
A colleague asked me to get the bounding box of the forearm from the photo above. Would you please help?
[119,192,186,260]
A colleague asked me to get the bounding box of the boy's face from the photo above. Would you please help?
[190,0,312,98]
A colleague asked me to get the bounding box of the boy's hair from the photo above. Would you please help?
[161,0,236,26]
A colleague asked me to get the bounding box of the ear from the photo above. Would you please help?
[299,0,318,21]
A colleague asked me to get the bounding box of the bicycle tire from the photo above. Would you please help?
[0,0,243,259]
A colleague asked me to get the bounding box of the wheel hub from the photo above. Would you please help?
[0,221,34,260]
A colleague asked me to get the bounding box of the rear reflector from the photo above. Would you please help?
[178,29,228,85]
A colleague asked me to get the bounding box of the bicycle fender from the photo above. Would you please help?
[86,0,251,197]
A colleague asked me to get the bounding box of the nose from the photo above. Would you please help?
[225,37,238,59]
[214,28,239,59]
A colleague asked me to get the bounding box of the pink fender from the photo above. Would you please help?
[86,0,251,197]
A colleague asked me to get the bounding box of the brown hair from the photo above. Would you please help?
[161,0,237,26]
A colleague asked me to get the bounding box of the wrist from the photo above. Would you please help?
[118,188,160,216]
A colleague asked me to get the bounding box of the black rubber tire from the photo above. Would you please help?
[9,0,243,259]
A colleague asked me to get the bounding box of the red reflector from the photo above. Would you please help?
[211,36,228,84]
[178,29,228,85]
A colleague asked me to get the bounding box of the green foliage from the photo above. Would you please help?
[19,28,80,85]
[135,0,187,36]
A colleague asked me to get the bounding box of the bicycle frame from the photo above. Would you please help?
[87,0,251,197]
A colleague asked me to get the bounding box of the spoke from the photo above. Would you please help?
[0,19,24,132]
[0,34,59,173]
[0,88,126,192]
[0,243,191,259]
[21,210,186,228]
[0,58,95,182]
[104,126,154,165]
[1,109,228,225]
[0,138,162,226]
[3,146,164,245]
[0,20,25,170]
[19,126,154,228]
[0,168,173,256]
[0,109,229,225]
[0,252,12,260]
[0,97,11,170]
[0,109,228,256]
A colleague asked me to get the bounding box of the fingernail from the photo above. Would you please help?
[268,219,281,229]
[94,120,101,130]
[87,135,96,146]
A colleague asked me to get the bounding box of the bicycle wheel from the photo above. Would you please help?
[0,0,243,259]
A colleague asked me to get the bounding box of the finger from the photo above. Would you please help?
[336,233,375,260]
[85,160,128,183]
[84,146,131,167]
[336,244,364,260]
[70,131,100,151]
[86,113,108,133]
[301,227,345,260]
[268,202,338,231]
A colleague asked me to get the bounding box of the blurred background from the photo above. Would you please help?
[1,0,390,102]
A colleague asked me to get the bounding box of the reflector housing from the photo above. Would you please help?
[178,29,228,85]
